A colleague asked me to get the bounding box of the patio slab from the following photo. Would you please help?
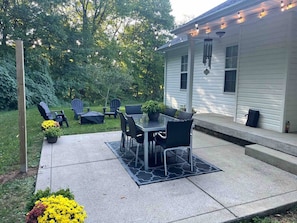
[35,130,297,223]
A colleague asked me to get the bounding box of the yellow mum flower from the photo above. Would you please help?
[37,195,87,223]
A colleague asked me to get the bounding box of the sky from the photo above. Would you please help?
[170,0,227,24]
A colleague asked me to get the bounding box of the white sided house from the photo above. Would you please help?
[159,0,297,133]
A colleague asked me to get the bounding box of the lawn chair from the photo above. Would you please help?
[103,98,121,118]
[37,101,69,127]
[71,98,89,120]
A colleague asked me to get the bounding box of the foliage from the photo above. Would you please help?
[25,202,47,223]
[26,194,87,223]
[0,0,174,106]
[43,127,63,138]
[0,65,17,110]
[26,187,75,212]
[141,100,164,113]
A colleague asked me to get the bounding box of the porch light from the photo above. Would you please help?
[216,31,226,38]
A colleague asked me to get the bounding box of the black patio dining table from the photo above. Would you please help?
[130,113,177,170]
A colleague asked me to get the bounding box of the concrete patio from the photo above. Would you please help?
[35,129,297,223]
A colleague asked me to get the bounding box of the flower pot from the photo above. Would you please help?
[148,112,160,121]
[47,136,58,143]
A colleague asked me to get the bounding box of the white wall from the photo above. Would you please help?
[164,47,188,109]
[192,30,239,116]
[236,13,289,132]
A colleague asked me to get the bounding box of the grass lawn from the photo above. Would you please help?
[0,105,121,222]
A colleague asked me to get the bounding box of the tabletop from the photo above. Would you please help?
[130,113,177,132]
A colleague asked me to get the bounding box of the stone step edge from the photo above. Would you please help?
[245,144,297,175]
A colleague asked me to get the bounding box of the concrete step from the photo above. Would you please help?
[245,144,297,175]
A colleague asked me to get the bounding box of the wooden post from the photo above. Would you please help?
[16,40,27,173]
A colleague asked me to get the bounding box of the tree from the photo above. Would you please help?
[0,0,175,108]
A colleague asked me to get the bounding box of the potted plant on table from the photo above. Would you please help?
[141,100,164,121]
[41,120,63,143]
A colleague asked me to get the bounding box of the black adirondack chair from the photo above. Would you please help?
[71,98,89,120]
[37,101,69,127]
[103,98,121,118]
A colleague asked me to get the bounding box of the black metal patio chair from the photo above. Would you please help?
[155,119,193,175]
[126,115,154,167]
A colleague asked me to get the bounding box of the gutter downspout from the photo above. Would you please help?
[187,34,195,112]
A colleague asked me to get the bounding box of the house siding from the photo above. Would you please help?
[192,31,239,116]
[164,48,188,109]
[285,12,297,132]
[162,6,297,134]
[236,14,289,132]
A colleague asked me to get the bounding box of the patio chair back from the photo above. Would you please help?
[37,101,54,120]
[118,111,129,135]
[155,119,194,175]
[125,105,142,115]
[165,119,193,148]
[110,99,121,112]
[37,101,69,127]
[177,111,193,120]
[71,98,86,120]
[163,107,177,117]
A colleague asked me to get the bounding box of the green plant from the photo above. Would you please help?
[43,126,63,138]
[26,188,75,211]
[141,100,164,113]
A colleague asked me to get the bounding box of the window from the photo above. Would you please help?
[224,45,238,93]
[180,55,188,89]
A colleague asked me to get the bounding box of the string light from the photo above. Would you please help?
[186,1,296,37]
[259,9,265,18]
[287,2,293,9]
[281,1,285,11]
[237,11,243,23]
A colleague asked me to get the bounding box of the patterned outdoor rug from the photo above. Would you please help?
[106,141,222,186]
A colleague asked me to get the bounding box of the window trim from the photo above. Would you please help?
[224,45,238,93]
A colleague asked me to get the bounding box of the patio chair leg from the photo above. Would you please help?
[164,150,168,176]
[135,144,140,167]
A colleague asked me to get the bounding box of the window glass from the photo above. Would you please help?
[180,55,188,89]
[224,70,236,92]
[224,45,238,93]
[180,73,187,89]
